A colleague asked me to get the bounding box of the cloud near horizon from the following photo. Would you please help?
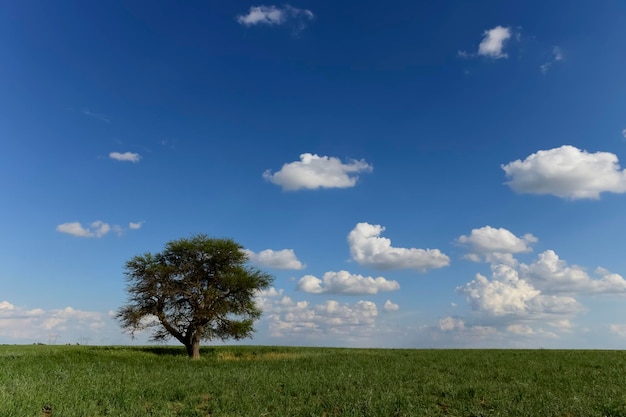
[0,300,107,343]
[502,145,626,199]
[457,264,582,319]
[263,153,373,191]
[348,222,450,271]
[255,292,379,340]
[452,238,626,340]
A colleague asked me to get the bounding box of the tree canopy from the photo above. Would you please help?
[117,235,273,359]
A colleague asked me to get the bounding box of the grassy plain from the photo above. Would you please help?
[1,345,626,416]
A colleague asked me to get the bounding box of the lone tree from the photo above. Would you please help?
[117,234,273,359]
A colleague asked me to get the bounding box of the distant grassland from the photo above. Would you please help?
[1,345,626,416]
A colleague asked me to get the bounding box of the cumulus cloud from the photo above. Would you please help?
[454,237,626,341]
[439,316,465,332]
[478,26,512,58]
[244,248,305,270]
[457,264,581,319]
[502,145,626,199]
[383,300,399,312]
[297,270,399,295]
[520,250,626,295]
[109,152,141,162]
[622,128,626,140]
[540,46,564,74]
[457,226,537,266]
[262,297,379,339]
[263,153,372,191]
[57,220,142,238]
[458,26,512,59]
[128,222,143,230]
[236,5,314,31]
[56,221,111,238]
[0,301,106,342]
[347,222,450,271]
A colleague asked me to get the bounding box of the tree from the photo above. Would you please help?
[117,235,273,359]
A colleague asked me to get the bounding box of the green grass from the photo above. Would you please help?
[1,345,626,416]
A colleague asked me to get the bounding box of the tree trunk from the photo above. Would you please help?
[185,339,201,360]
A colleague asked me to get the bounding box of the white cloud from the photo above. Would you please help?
[264,153,372,191]
[347,222,450,271]
[383,300,399,312]
[622,129,626,139]
[56,220,111,238]
[128,222,143,230]
[457,264,581,319]
[478,26,512,58]
[263,298,379,339]
[540,46,564,74]
[506,323,534,335]
[457,226,537,266]
[520,250,626,295]
[610,324,626,337]
[439,317,465,332]
[244,248,305,270]
[297,270,399,295]
[502,145,626,199]
[236,5,314,30]
[109,152,141,163]
[459,26,512,59]
[0,301,107,342]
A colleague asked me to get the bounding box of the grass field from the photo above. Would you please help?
[1,345,626,416]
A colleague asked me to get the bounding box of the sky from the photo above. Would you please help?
[2,0,626,348]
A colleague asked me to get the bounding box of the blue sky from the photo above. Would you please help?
[2,0,626,347]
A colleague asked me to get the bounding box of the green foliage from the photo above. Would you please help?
[117,235,273,358]
[2,346,626,416]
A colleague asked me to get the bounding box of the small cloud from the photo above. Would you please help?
[506,323,534,335]
[109,152,141,163]
[457,226,537,266]
[610,324,626,338]
[622,128,626,140]
[383,300,399,312]
[264,153,373,191]
[459,26,512,59]
[347,222,450,271]
[540,46,564,74]
[439,317,465,332]
[112,225,124,237]
[502,145,626,199]
[245,248,305,270]
[236,5,314,32]
[478,26,512,58]
[128,222,143,230]
[297,270,400,295]
[82,109,110,123]
[56,221,111,238]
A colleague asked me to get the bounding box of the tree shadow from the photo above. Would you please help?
[138,346,217,357]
